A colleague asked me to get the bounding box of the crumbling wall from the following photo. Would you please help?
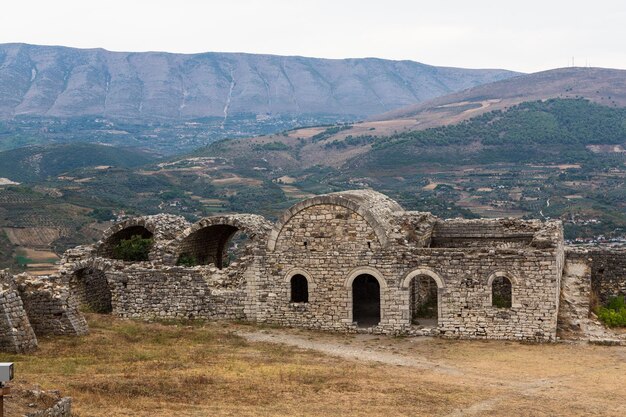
[25,397,72,417]
[559,248,626,342]
[16,275,88,337]
[105,266,248,320]
[96,214,189,263]
[0,271,38,353]
[430,218,542,248]
[69,268,112,313]
[587,248,626,304]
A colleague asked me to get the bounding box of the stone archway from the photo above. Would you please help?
[408,275,439,326]
[69,267,112,313]
[174,214,271,269]
[402,268,445,327]
[352,274,381,327]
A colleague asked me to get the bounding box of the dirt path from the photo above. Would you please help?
[239,331,461,375]
[239,328,626,416]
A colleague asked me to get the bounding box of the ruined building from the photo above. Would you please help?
[4,190,625,347]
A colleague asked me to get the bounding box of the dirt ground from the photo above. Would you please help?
[1,315,624,416]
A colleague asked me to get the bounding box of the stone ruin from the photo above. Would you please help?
[2,190,625,348]
[0,270,87,353]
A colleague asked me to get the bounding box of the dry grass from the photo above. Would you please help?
[1,315,624,416]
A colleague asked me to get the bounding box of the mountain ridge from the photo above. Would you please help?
[0,43,519,121]
[369,67,626,127]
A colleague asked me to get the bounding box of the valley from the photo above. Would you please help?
[2,65,626,271]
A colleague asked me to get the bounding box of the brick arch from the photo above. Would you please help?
[267,195,391,252]
[173,214,270,268]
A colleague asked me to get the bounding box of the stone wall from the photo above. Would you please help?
[16,275,88,337]
[58,189,610,343]
[0,272,38,353]
[430,218,540,248]
[106,266,247,320]
[587,248,626,304]
[255,192,563,341]
[559,247,626,342]
[26,397,72,417]
[69,268,112,313]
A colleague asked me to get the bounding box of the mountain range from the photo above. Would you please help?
[0,43,518,121]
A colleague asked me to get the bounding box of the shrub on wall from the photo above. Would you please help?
[596,296,626,327]
[113,235,153,261]
[176,253,198,267]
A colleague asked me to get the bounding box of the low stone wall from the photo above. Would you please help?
[0,272,38,353]
[16,275,88,337]
[106,266,247,320]
[26,397,72,417]
[431,218,541,248]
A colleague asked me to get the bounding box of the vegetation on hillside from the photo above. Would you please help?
[0,143,158,182]
[374,99,626,149]
[1,98,625,271]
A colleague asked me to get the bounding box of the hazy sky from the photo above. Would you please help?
[2,0,625,73]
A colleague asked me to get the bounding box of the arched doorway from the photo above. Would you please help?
[409,275,439,327]
[69,268,112,313]
[352,274,381,327]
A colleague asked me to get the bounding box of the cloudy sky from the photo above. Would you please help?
[2,0,624,73]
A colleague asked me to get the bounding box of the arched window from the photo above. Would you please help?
[492,276,512,308]
[290,274,309,303]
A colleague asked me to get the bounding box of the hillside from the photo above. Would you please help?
[1,98,625,271]
[0,143,158,182]
[0,43,518,121]
[187,99,626,239]
[370,67,626,129]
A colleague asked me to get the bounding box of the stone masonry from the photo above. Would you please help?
[57,190,625,342]
[0,271,38,353]
[0,270,88,352]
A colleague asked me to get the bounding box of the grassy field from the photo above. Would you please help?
[1,314,624,416]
